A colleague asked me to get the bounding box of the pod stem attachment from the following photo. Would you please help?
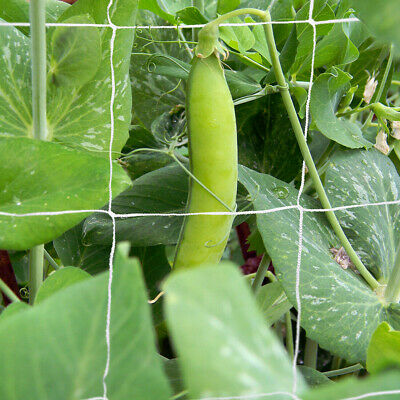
[195,8,269,58]
[261,10,380,290]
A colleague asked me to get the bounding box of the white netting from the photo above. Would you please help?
[1,0,399,398]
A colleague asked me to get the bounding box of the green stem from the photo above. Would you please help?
[262,11,380,291]
[393,80,400,86]
[251,254,270,293]
[336,104,372,118]
[209,8,267,26]
[44,249,60,271]
[304,338,318,369]
[30,0,47,141]
[363,46,394,129]
[29,246,44,304]
[0,277,20,303]
[285,312,294,360]
[323,363,363,378]
[29,0,47,304]
[385,240,400,303]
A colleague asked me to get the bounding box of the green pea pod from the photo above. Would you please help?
[173,54,238,269]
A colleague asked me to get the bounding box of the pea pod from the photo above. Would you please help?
[173,54,238,269]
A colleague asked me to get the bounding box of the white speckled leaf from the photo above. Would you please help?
[164,263,305,399]
[325,149,400,281]
[0,0,138,156]
[239,165,388,363]
[0,23,32,137]
[0,137,130,250]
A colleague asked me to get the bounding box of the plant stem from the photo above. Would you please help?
[0,277,20,303]
[393,80,400,86]
[30,0,47,141]
[323,363,363,378]
[28,246,44,304]
[285,312,294,360]
[385,240,400,303]
[29,0,47,304]
[251,254,270,293]
[304,338,318,369]
[44,249,60,271]
[363,46,394,129]
[262,11,380,291]
[208,8,268,26]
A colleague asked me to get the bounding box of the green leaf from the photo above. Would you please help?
[0,137,130,250]
[302,370,400,399]
[0,244,172,400]
[50,0,138,155]
[0,22,33,138]
[35,267,92,304]
[83,164,188,247]
[139,0,176,25]
[236,95,303,181]
[53,221,111,275]
[294,13,359,77]
[164,262,306,399]
[367,322,400,374]
[292,0,335,73]
[49,15,101,87]
[176,7,208,24]
[130,12,187,130]
[239,164,387,363]
[310,68,372,148]
[325,149,400,281]
[0,301,30,323]
[349,0,400,56]
[0,0,138,156]
[220,16,255,54]
[218,0,240,15]
[0,0,69,36]
[255,281,292,326]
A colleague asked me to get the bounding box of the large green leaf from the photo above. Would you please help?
[310,68,372,148]
[0,244,172,400]
[49,15,101,87]
[239,160,390,363]
[83,164,188,247]
[0,0,69,36]
[0,0,138,156]
[164,263,306,399]
[325,149,400,281]
[0,137,130,250]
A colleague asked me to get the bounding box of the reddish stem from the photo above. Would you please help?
[0,250,21,305]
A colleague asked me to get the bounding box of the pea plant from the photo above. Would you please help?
[1,0,400,399]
